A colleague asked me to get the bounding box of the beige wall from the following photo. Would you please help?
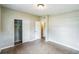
[46,11,79,51]
[0,7,40,50]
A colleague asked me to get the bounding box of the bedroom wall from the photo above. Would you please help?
[46,11,79,51]
[0,7,40,50]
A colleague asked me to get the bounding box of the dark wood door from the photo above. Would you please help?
[14,19,22,45]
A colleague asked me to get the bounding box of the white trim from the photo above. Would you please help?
[0,45,14,51]
[0,39,38,51]
[46,39,79,51]
[23,39,38,43]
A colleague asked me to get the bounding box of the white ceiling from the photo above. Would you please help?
[1,4,79,16]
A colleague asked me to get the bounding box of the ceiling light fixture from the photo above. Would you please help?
[37,4,45,7]
[37,4,46,9]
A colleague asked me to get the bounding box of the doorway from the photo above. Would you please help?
[41,21,45,39]
[14,19,22,45]
[35,21,41,40]
[35,21,45,40]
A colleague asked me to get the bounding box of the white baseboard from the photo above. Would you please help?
[46,40,79,51]
[23,39,38,43]
[0,39,38,51]
[0,45,14,51]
